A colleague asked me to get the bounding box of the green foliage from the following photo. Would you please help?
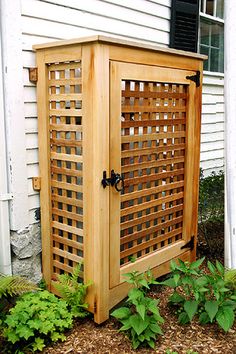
[225,268,236,291]
[52,263,91,318]
[111,270,163,349]
[0,273,38,299]
[199,169,224,224]
[160,258,236,332]
[3,290,73,352]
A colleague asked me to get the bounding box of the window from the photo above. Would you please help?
[200,0,224,73]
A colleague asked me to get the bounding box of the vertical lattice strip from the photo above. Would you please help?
[47,61,83,279]
[120,80,187,265]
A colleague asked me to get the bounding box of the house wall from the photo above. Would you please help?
[1,0,224,278]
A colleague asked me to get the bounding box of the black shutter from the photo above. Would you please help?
[170,0,200,52]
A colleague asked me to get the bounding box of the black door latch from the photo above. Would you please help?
[101,170,124,192]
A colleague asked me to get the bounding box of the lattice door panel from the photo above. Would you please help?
[110,62,195,289]
[47,61,84,280]
[120,80,186,265]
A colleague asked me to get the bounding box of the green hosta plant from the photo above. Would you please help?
[3,290,73,352]
[225,268,236,291]
[111,270,164,349]
[160,258,236,332]
[52,262,91,317]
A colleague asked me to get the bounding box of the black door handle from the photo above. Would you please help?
[101,170,124,193]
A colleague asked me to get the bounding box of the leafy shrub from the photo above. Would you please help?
[225,269,236,291]
[198,169,224,225]
[160,258,236,332]
[0,273,38,299]
[52,263,91,318]
[111,270,164,349]
[3,290,73,352]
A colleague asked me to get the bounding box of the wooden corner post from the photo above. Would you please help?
[36,50,53,289]
[82,42,110,323]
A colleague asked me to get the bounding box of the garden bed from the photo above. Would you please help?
[41,221,236,354]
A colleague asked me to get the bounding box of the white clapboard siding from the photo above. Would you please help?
[200,73,224,176]
[21,0,171,223]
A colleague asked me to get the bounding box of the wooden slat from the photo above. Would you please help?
[48,78,82,86]
[52,208,83,223]
[52,194,83,208]
[48,62,81,71]
[50,124,82,132]
[49,94,82,101]
[122,106,186,113]
[124,168,185,187]
[50,138,82,147]
[51,152,83,163]
[121,191,184,217]
[53,247,83,263]
[121,119,186,128]
[51,180,82,193]
[53,234,83,250]
[120,227,183,258]
[122,90,187,99]
[52,260,74,274]
[51,166,82,177]
[121,180,184,202]
[121,131,186,143]
[49,109,82,117]
[122,156,185,173]
[52,220,83,236]
[120,216,183,245]
[121,204,183,230]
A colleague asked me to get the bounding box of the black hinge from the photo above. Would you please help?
[181,235,195,251]
[94,300,97,314]
[186,71,200,87]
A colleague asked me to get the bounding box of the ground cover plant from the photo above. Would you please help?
[3,290,73,353]
[160,258,236,332]
[111,270,164,349]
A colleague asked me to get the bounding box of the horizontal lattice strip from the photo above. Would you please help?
[53,234,83,250]
[48,78,82,86]
[122,143,185,158]
[53,261,82,276]
[50,124,82,132]
[51,181,82,193]
[122,90,187,99]
[121,204,183,230]
[121,180,184,202]
[52,208,83,223]
[52,195,83,208]
[52,221,83,236]
[53,247,83,263]
[121,119,186,128]
[48,63,81,71]
[122,156,185,173]
[120,228,183,259]
[120,216,183,245]
[121,192,184,217]
[49,94,82,101]
[124,168,184,187]
[122,132,185,143]
[50,109,82,117]
[50,138,82,147]
[51,166,82,177]
[51,152,82,163]
[122,106,186,113]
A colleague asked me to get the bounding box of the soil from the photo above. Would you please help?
[2,221,236,354]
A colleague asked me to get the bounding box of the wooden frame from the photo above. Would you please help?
[34,36,205,324]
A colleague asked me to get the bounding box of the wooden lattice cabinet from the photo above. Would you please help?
[33,36,205,323]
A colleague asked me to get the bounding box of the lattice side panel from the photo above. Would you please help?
[120,80,187,265]
[47,61,84,279]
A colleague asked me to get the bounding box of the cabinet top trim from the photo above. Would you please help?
[33,35,206,61]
